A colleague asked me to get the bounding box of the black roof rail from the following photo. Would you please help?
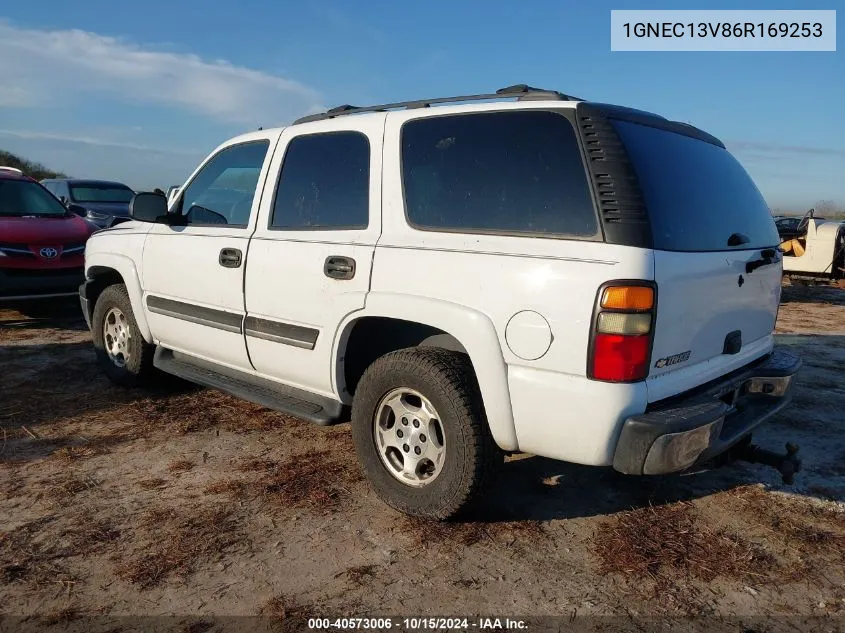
[293,84,583,125]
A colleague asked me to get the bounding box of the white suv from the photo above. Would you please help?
[79,84,801,519]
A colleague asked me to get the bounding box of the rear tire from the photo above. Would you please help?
[351,347,502,520]
[92,284,154,387]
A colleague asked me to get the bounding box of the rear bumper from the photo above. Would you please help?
[0,267,84,301]
[613,349,801,475]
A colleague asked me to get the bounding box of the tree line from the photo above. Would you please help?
[0,149,68,180]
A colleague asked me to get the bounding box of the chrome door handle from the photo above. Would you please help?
[324,256,355,280]
[219,248,242,268]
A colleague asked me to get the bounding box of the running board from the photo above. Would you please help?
[153,348,343,425]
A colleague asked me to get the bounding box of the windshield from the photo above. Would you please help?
[613,120,779,252]
[0,179,69,217]
[70,184,134,203]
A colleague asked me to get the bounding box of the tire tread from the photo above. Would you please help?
[352,347,502,519]
[92,283,155,387]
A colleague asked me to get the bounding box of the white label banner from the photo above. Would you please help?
[611,10,836,51]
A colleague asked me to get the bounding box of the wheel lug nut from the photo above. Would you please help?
[403,444,409,452]
[397,430,404,438]
[419,434,426,442]
[402,418,408,426]
[414,446,421,455]
[413,419,420,428]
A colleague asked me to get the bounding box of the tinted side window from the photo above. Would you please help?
[401,111,597,237]
[179,141,269,227]
[271,132,370,230]
[43,181,66,200]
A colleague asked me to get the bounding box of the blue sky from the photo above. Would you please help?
[0,0,842,210]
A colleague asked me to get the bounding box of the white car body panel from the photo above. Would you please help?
[782,219,844,274]
[648,250,780,391]
[244,115,386,399]
[344,292,520,451]
[82,98,790,469]
[507,365,648,464]
[140,129,282,370]
[84,222,153,340]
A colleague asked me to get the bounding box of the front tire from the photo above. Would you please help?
[92,284,154,387]
[351,348,502,519]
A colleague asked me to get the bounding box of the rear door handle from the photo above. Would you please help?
[746,249,780,274]
[219,248,242,268]
[324,256,356,280]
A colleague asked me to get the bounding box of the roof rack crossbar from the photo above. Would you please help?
[294,84,581,124]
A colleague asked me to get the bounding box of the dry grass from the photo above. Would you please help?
[46,473,101,503]
[130,391,291,435]
[114,505,244,589]
[398,516,487,547]
[0,508,122,590]
[50,445,100,462]
[60,513,121,555]
[204,447,363,512]
[591,502,776,590]
[729,486,845,561]
[38,606,81,626]
[397,516,545,549]
[236,458,278,472]
[203,479,245,495]
[263,595,332,632]
[177,620,216,633]
[2,461,25,498]
[263,594,363,632]
[341,564,379,585]
[167,459,194,473]
[0,516,75,587]
[137,477,167,490]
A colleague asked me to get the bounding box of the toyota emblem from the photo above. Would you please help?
[39,247,59,259]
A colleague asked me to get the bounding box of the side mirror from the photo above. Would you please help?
[67,204,87,216]
[129,192,170,223]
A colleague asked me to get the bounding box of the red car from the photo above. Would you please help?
[0,167,98,301]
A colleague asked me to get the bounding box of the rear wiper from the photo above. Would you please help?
[746,248,780,274]
[728,232,750,247]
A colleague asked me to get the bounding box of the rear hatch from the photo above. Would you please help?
[611,119,782,402]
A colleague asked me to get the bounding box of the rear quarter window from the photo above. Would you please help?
[613,119,779,252]
[401,110,598,238]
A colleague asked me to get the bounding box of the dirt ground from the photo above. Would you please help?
[1,283,844,632]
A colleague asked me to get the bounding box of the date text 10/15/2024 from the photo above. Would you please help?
[307,617,528,630]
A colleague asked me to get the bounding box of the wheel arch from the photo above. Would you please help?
[333,293,517,451]
[84,254,152,342]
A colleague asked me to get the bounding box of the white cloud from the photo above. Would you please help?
[0,129,200,155]
[0,133,204,191]
[728,140,845,158]
[0,20,324,126]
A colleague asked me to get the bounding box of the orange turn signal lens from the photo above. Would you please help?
[601,286,654,311]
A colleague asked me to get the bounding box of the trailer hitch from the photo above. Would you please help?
[733,442,802,484]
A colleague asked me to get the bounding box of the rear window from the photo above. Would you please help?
[70,184,134,203]
[401,111,598,238]
[613,120,779,252]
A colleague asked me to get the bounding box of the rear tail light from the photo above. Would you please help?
[588,282,656,382]
[600,286,654,311]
